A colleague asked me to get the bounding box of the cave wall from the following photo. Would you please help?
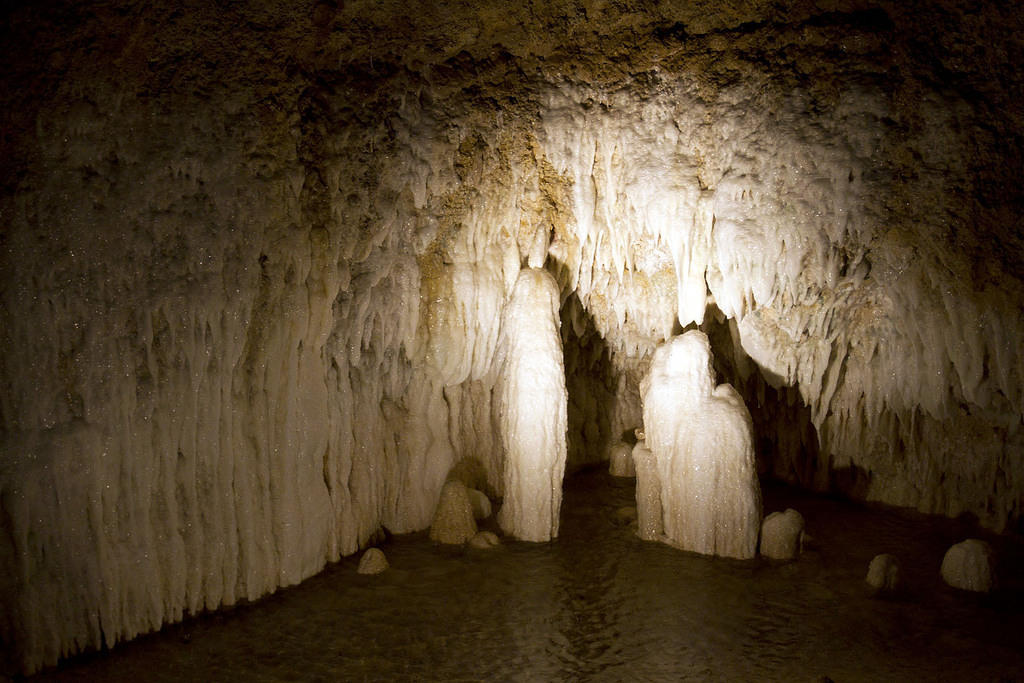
[2,0,1023,674]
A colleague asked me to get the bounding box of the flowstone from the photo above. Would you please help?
[494,268,568,542]
[640,330,762,559]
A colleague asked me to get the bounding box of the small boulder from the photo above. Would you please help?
[866,553,900,592]
[941,539,995,593]
[429,480,478,544]
[469,530,501,549]
[760,508,805,560]
[609,441,636,477]
[357,548,389,575]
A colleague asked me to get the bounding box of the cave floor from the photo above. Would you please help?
[29,471,1024,682]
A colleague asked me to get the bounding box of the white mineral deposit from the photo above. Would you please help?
[1,0,1022,676]
[641,331,762,558]
[494,268,568,543]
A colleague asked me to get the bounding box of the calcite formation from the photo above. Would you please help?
[1,0,1022,674]
[941,539,996,593]
[429,480,478,545]
[494,268,569,543]
[760,509,806,560]
[866,554,901,592]
[641,331,762,559]
[609,441,637,477]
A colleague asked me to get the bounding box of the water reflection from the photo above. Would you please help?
[30,469,1024,682]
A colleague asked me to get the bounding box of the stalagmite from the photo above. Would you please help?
[357,548,389,575]
[429,481,478,545]
[941,539,996,593]
[469,531,501,549]
[866,554,901,592]
[760,509,806,560]
[494,268,568,542]
[641,331,762,559]
[609,441,637,477]
[467,488,493,520]
[633,441,663,542]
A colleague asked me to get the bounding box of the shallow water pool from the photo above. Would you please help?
[30,470,1024,682]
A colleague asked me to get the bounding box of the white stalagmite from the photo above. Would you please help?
[494,268,569,542]
[632,441,663,541]
[641,331,762,559]
[467,488,493,520]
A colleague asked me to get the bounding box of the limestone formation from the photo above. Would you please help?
[760,509,806,560]
[357,548,389,575]
[866,554,901,592]
[941,539,996,593]
[467,488,493,520]
[429,481,478,545]
[641,331,762,559]
[468,531,502,550]
[494,268,568,543]
[609,441,637,477]
[633,442,663,542]
[1,0,1023,674]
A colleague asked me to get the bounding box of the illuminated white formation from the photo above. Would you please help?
[494,268,569,542]
[539,80,1024,532]
[641,331,761,558]
[2,19,1023,675]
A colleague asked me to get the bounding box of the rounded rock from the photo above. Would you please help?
[759,508,805,560]
[467,488,493,520]
[941,539,995,593]
[866,553,900,592]
[469,530,501,549]
[357,548,389,575]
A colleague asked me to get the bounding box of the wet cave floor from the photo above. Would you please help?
[28,469,1024,682]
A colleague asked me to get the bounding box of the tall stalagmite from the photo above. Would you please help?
[495,268,569,542]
